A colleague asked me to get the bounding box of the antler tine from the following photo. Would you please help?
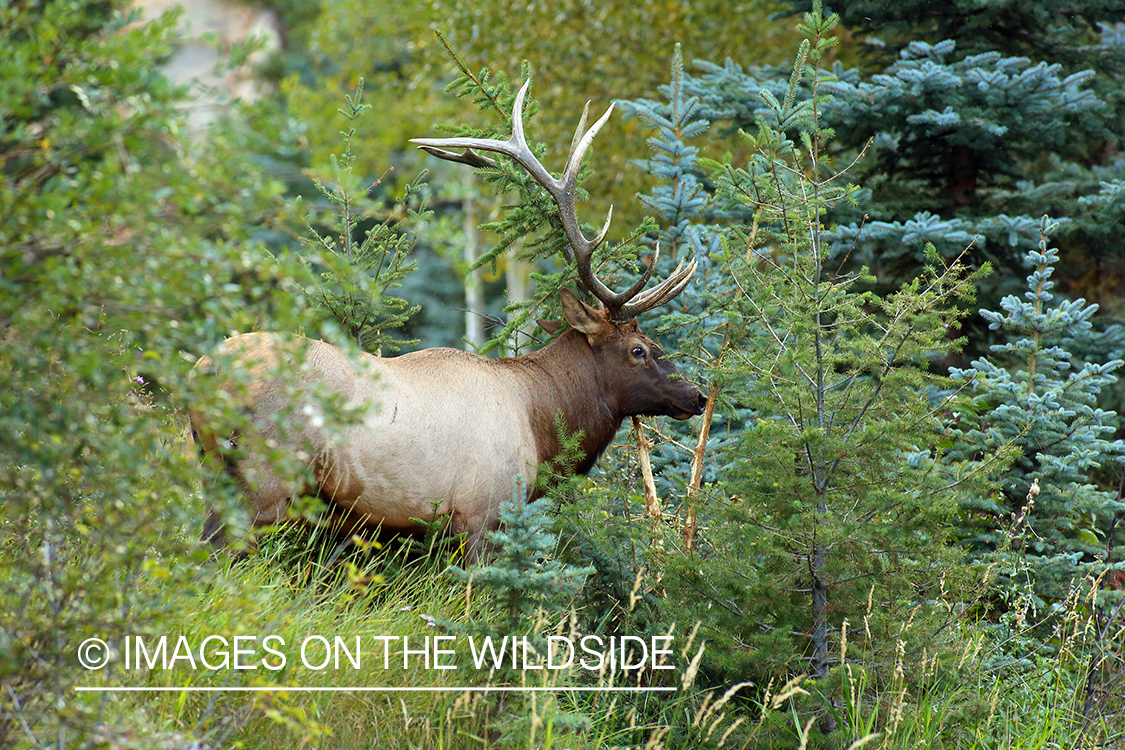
[410,80,558,195]
[413,146,497,169]
[577,244,661,321]
[563,99,615,190]
[618,258,698,321]
[566,102,591,167]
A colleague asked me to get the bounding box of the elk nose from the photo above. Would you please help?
[696,391,708,410]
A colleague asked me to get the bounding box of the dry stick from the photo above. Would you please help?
[632,416,661,520]
[683,380,719,550]
[633,417,667,589]
[682,299,737,550]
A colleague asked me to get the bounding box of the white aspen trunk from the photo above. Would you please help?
[505,236,533,355]
[463,170,485,351]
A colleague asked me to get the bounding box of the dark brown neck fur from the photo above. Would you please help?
[502,329,623,479]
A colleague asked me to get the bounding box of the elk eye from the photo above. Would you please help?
[631,346,646,359]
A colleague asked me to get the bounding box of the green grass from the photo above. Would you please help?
[67,528,1125,750]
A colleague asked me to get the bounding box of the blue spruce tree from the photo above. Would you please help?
[449,479,593,633]
[663,3,1125,386]
[619,43,745,497]
[780,0,1125,293]
[949,218,1125,606]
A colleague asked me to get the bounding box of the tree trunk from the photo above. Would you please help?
[812,494,837,734]
[462,170,485,350]
[505,240,532,354]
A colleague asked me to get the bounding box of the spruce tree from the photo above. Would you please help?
[623,9,990,701]
[445,486,594,744]
[619,43,743,499]
[449,490,593,635]
[624,1,1125,623]
[948,219,1125,607]
[672,2,1125,371]
[302,79,421,354]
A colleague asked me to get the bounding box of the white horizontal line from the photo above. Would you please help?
[75,686,674,693]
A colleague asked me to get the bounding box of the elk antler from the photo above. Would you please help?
[411,79,696,322]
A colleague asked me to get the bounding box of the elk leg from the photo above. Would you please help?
[201,508,226,548]
[462,512,501,563]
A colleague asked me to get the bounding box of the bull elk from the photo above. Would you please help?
[190,80,705,559]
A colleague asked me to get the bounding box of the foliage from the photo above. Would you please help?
[268,0,450,176]
[675,0,1125,372]
[597,5,1125,738]
[617,0,1125,635]
[301,79,422,354]
[948,221,1125,607]
[686,7,987,684]
[257,1,508,350]
[430,0,809,232]
[276,0,807,217]
[267,0,811,353]
[4,0,1125,746]
[799,0,1125,74]
[443,494,596,747]
[449,493,593,636]
[821,41,1108,283]
[770,575,1125,748]
[0,0,313,745]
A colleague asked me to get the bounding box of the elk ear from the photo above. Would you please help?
[560,288,605,336]
[536,319,563,334]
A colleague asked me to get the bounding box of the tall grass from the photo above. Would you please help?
[73,521,1124,750]
[791,575,1125,750]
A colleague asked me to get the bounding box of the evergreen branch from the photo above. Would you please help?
[434,29,512,124]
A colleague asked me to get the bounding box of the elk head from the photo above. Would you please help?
[544,288,705,420]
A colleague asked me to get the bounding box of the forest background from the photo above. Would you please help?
[3,0,1125,748]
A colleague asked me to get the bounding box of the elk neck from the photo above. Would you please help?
[506,328,623,476]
